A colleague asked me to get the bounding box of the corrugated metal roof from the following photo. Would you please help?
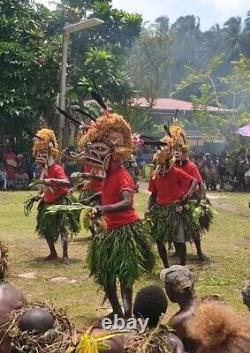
[133,97,230,112]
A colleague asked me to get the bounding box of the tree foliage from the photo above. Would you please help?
[127,17,170,104]
[0,0,61,143]
[1,1,250,147]
[0,0,142,148]
[175,54,250,139]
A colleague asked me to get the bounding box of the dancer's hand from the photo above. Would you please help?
[176,205,183,213]
[91,205,104,218]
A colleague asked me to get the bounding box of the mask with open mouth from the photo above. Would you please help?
[169,124,187,162]
[32,129,59,168]
[35,149,49,166]
[152,122,188,177]
[153,141,176,177]
[77,140,113,175]
[69,113,133,177]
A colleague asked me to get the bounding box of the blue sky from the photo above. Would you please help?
[38,0,250,30]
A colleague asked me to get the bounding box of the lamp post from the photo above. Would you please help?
[58,18,104,147]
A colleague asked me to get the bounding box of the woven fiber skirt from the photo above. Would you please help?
[36,195,80,242]
[87,220,155,290]
[149,204,200,244]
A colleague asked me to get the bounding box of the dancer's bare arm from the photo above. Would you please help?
[94,190,133,214]
[147,193,157,211]
[182,180,197,202]
[44,178,70,188]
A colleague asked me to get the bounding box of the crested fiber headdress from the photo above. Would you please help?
[32,128,59,159]
[79,113,133,160]
[77,82,133,160]
[151,111,189,176]
[56,83,133,161]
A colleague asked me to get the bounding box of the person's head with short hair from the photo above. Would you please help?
[187,300,250,353]
[133,285,168,328]
[160,265,194,305]
[242,279,250,311]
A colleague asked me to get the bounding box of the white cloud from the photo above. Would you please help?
[205,0,248,11]
[36,0,250,29]
[198,0,249,21]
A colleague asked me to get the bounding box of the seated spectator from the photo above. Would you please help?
[187,300,250,353]
[201,153,217,190]
[160,265,197,353]
[236,148,249,190]
[16,154,24,169]
[244,166,250,190]
[15,167,29,190]
[3,146,17,190]
[0,163,6,190]
[242,279,250,311]
[88,285,185,353]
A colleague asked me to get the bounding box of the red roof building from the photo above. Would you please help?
[133,97,230,113]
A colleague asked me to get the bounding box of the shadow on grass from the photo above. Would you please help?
[27,257,82,267]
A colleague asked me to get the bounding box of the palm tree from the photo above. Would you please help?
[221,17,242,60]
[244,10,250,30]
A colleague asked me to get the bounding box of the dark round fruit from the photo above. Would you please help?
[18,308,54,333]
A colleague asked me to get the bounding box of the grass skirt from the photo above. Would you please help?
[0,301,75,353]
[36,195,80,242]
[87,220,155,290]
[149,204,200,244]
[125,325,172,353]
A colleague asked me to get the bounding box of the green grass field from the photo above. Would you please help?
[0,190,249,329]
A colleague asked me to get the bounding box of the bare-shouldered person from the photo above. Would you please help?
[161,265,197,353]
[88,285,185,353]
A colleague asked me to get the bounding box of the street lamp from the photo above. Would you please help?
[58,18,104,147]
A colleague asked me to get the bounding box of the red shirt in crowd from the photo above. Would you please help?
[3,152,17,180]
[101,165,139,229]
[179,159,202,183]
[81,165,103,192]
[148,166,194,205]
[42,164,69,203]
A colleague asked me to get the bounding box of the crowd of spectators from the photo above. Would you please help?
[1,144,249,193]
[191,148,250,191]
[0,146,35,191]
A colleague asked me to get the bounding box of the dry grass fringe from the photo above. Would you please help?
[187,301,250,353]
[0,241,8,280]
[125,324,172,353]
[0,301,76,353]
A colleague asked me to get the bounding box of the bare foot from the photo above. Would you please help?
[44,254,59,261]
[63,257,70,265]
[197,253,209,262]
